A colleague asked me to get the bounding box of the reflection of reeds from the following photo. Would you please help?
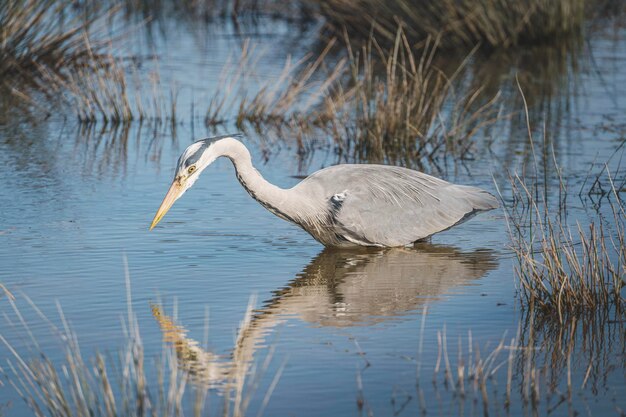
[423,326,521,413]
[519,307,623,398]
[316,0,586,49]
[1,302,194,417]
[413,315,622,416]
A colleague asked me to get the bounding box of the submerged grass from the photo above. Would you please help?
[0,284,14,301]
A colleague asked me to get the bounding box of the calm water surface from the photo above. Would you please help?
[0,15,624,417]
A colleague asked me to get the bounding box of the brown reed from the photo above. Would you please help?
[0,283,277,417]
[307,30,501,166]
[0,0,113,91]
[500,81,625,323]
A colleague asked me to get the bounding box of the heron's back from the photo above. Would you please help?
[293,164,498,247]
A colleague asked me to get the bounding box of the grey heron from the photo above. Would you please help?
[150,134,499,246]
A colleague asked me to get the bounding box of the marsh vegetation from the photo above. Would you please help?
[0,0,624,416]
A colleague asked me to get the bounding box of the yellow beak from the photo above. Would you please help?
[150,181,184,230]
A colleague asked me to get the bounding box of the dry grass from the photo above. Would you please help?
[0,273,278,417]
[44,28,500,167]
[56,53,136,124]
[30,37,338,126]
[506,171,625,322]
[3,0,504,163]
[217,30,502,166]
[28,42,186,125]
[308,31,501,165]
[57,53,178,125]
[315,0,587,49]
[203,38,345,128]
[0,0,112,91]
[500,83,625,324]
[3,0,520,170]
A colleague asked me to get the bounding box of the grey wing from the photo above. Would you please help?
[319,165,498,247]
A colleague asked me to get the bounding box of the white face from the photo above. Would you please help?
[151,134,241,230]
[174,140,215,196]
[150,139,215,230]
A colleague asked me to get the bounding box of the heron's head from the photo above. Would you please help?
[150,138,217,230]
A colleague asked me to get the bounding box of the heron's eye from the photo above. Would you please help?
[187,165,196,174]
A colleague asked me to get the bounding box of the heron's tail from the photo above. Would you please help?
[453,185,500,211]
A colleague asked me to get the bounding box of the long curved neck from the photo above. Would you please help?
[211,138,298,223]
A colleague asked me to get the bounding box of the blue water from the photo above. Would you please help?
[0,13,624,417]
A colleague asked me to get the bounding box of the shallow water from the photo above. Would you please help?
[0,13,625,417]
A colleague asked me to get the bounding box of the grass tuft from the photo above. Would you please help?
[1,291,278,417]
[506,169,625,322]
[0,0,113,91]
[310,30,501,166]
[501,81,625,323]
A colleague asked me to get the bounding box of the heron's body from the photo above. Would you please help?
[151,135,499,247]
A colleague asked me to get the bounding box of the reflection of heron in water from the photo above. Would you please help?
[150,135,498,246]
[152,244,498,390]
